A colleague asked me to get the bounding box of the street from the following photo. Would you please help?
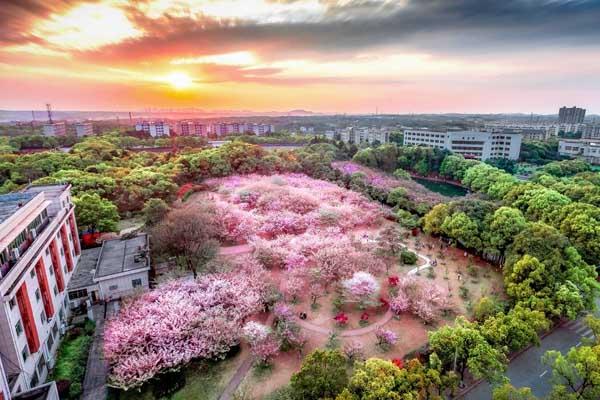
[463,302,599,399]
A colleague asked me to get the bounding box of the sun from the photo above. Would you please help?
[165,72,193,89]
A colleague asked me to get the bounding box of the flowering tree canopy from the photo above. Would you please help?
[104,260,270,390]
[390,276,453,323]
[342,272,381,305]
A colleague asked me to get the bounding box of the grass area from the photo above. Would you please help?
[51,319,95,399]
[114,348,245,400]
[117,215,144,233]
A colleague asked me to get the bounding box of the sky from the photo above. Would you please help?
[1,0,600,114]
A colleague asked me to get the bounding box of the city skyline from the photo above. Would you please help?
[1,1,600,113]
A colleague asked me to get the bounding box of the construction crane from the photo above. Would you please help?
[46,103,53,124]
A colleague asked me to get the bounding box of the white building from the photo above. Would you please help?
[42,123,66,137]
[558,139,600,165]
[0,185,81,397]
[403,129,522,160]
[67,234,150,307]
[583,125,600,139]
[249,124,275,136]
[177,121,209,137]
[135,121,170,137]
[340,127,389,145]
[74,122,93,137]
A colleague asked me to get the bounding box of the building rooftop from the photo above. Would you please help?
[23,184,69,201]
[95,234,149,279]
[0,192,36,224]
[13,382,58,400]
[68,247,101,290]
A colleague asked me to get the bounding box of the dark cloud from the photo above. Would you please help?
[74,0,600,66]
[0,0,77,45]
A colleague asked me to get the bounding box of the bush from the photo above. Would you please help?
[401,250,418,265]
[68,382,82,399]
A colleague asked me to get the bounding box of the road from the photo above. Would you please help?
[463,317,596,399]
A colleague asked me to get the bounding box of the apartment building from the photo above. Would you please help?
[559,106,586,124]
[135,121,170,137]
[0,185,81,397]
[211,123,229,137]
[558,139,600,165]
[340,127,390,145]
[248,123,274,136]
[74,122,93,137]
[403,130,522,160]
[42,123,66,137]
[176,121,209,137]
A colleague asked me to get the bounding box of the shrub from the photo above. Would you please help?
[459,285,470,300]
[401,250,418,265]
[290,349,348,400]
[68,382,82,399]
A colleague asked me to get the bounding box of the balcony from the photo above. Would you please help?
[0,208,69,285]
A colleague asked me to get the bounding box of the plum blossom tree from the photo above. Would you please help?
[243,321,280,363]
[104,264,270,390]
[390,276,453,323]
[375,328,398,351]
[342,272,381,308]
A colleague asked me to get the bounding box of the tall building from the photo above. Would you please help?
[42,122,66,137]
[559,106,586,124]
[74,122,93,137]
[0,185,81,397]
[339,127,389,145]
[403,130,522,160]
[135,121,170,137]
[583,125,600,139]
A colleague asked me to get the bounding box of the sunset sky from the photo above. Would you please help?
[1,0,599,113]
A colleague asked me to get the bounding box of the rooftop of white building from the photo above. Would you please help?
[94,234,149,280]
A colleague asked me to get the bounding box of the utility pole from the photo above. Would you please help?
[46,103,53,124]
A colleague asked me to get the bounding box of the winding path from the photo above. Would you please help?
[293,246,432,337]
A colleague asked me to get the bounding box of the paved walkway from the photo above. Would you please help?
[218,313,276,400]
[82,302,119,400]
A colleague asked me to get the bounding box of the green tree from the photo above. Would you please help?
[543,344,600,400]
[429,317,507,383]
[142,198,169,226]
[290,349,348,400]
[492,383,538,400]
[440,212,482,250]
[73,193,119,232]
[483,207,528,257]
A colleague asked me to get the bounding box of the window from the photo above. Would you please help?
[37,354,46,376]
[30,268,36,279]
[108,284,119,291]
[132,278,142,288]
[68,289,88,300]
[49,265,54,276]
[40,310,46,324]
[53,286,58,296]
[22,345,29,362]
[9,297,16,310]
[30,371,38,388]
[64,297,68,308]
[52,322,58,338]
[45,248,50,256]
[15,320,23,336]
[59,308,64,321]
[60,247,64,256]
[63,265,67,274]
[35,289,41,302]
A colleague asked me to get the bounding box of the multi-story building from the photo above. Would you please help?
[340,127,389,145]
[176,121,209,137]
[42,123,66,137]
[135,121,170,137]
[402,130,448,150]
[583,125,600,139]
[0,185,81,397]
[249,124,274,136]
[74,122,93,137]
[558,139,600,165]
[403,130,521,160]
[559,106,586,124]
[210,123,228,137]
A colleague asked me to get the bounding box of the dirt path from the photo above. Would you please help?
[219,244,252,256]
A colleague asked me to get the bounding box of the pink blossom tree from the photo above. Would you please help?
[342,271,381,308]
[390,276,453,323]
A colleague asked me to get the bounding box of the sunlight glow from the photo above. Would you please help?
[165,72,193,89]
[31,3,142,50]
[171,51,258,66]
